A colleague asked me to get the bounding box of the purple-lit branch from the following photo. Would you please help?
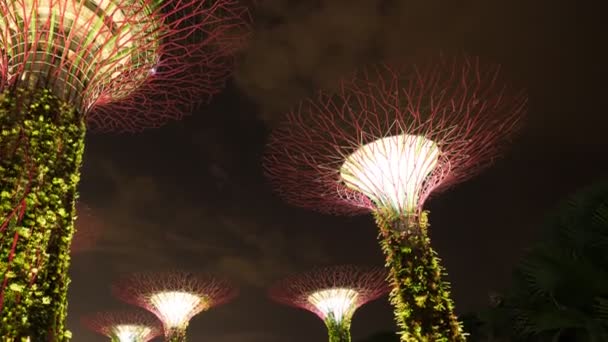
[264,56,526,218]
[82,310,162,342]
[113,271,238,340]
[270,265,388,321]
[1,0,252,132]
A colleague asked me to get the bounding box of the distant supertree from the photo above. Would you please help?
[0,0,249,339]
[264,55,527,341]
[112,271,238,342]
[81,310,162,342]
[269,265,389,342]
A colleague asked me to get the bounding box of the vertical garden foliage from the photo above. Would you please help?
[166,328,188,342]
[325,314,352,342]
[0,88,85,341]
[374,210,465,342]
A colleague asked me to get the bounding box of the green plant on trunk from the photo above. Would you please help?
[165,327,188,342]
[325,312,353,342]
[0,88,85,341]
[375,210,464,342]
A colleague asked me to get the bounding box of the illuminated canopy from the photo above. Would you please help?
[308,288,359,322]
[149,291,204,329]
[340,134,440,214]
[81,310,162,342]
[0,0,159,110]
[112,271,238,340]
[112,324,153,342]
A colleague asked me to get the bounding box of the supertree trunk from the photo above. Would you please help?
[374,210,465,342]
[325,316,352,342]
[166,327,188,342]
[0,87,85,341]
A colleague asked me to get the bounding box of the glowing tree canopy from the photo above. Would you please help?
[0,0,251,129]
[269,265,389,342]
[112,271,238,342]
[81,310,162,342]
[0,0,249,340]
[264,55,527,341]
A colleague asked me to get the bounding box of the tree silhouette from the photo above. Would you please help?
[471,181,608,342]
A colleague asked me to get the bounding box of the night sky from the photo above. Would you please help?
[67,0,603,341]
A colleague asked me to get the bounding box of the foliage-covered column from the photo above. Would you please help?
[375,210,465,342]
[325,314,352,342]
[166,328,188,342]
[0,88,85,341]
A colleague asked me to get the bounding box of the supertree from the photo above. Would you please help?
[81,310,162,342]
[263,55,527,341]
[269,265,389,342]
[112,271,238,342]
[0,0,250,339]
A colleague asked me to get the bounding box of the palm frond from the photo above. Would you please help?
[512,304,587,336]
[594,297,608,322]
[505,181,608,340]
[516,254,561,298]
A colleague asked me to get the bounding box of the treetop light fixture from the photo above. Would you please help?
[340,134,440,214]
[81,309,162,342]
[112,271,238,342]
[270,265,389,342]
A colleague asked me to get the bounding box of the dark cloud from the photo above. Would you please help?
[236,0,575,127]
[77,158,330,278]
[72,204,104,254]
[235,0,478,122]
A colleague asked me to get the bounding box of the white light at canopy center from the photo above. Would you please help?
[149,291,202,328]
[308,288,359,322]
[112,324,152,342]
[340,134,440,213]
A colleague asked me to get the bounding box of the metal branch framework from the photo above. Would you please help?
[0,0,251,131]
[112,271,238,341]
[264,55,526,218]
[81,310,162,342]
[269,265,388,342]
[263,55,527,341]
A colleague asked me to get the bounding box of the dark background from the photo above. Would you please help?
[68,0,603,341]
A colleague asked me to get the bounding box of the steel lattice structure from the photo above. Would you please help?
[112,271,238,342]
[264,55,527,341]
[269,265,389,342]
[0,0,250,339]
[0,0,251,130]
[81,309,162,342]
